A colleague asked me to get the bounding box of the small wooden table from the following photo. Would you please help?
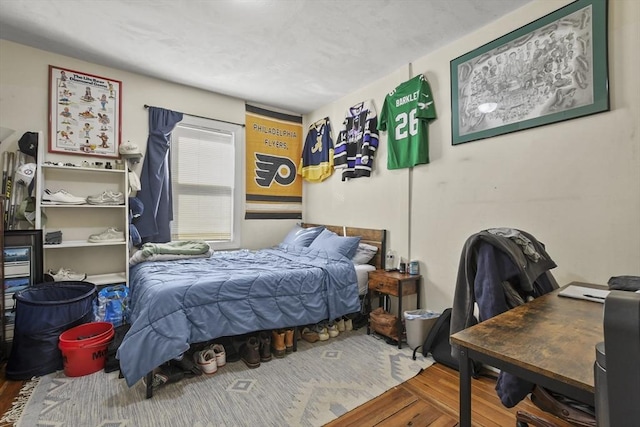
[367,269,421,349]
[450,282,605,427]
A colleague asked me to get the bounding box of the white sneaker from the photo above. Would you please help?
[87,190,125,205]
[88,227,125,243]
[193,349,217,374]
[336,318,346,332]
[344,317,353,331]
[42,189,86,205]
[209,344,226,367]
[313,324,330,341]
[327,323,340,338]
[45,267,87,282]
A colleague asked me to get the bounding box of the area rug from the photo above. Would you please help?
[10,328,432,427]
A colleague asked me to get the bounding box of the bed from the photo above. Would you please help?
[116,223,386,392]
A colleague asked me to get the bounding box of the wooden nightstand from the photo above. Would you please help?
[367,269,421,349]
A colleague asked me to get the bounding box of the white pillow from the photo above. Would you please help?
[351,243,378,265]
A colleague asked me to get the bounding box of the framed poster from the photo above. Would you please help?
[450,0,609,145]
[48,65,122,158]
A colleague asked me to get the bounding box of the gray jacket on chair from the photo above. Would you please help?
[450,229,559,407]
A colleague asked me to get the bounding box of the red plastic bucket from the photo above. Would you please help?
[59,322,114,347]
[59,322,115,377]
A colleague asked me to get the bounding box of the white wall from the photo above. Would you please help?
[304,0,640,311]
[0,40,295,249]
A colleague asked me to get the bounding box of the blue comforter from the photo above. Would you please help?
[117,245,360,386]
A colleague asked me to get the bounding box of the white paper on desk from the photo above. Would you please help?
[558,285,610,303]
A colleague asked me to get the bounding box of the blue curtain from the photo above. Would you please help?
[136,107,183,243]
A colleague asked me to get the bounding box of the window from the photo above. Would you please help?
[170,115,244,249]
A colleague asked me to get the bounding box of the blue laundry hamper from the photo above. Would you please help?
[5,282,97,380]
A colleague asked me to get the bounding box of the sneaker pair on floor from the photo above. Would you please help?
[302,323,331,343]
[336,316,353,332]
[193,344,226,374]
[301,317,353,343]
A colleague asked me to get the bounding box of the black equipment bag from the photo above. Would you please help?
[412,308,482,377]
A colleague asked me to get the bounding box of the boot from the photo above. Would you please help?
[284,328,294,354]
[271,329,286,358]
[259,331,272,362]
[240,336,261,369]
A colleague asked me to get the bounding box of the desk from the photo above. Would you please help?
[450,282,605,427]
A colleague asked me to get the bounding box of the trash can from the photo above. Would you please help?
[5,282,97,380]
[404,309,440,350]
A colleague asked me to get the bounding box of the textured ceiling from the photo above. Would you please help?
[0,0,532,114]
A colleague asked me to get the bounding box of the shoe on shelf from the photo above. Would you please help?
[87,190,125,205]
[210,344,226,367]
[44,267,87,282]
[336,318,346,332]
[312,323,330,341]
[88,227,125,243]
[193,349,217,374]
[301,327,319,343]
[42,189,86,205]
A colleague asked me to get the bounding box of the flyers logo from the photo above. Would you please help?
[254,153,297,187]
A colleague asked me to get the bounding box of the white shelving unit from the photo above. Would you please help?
[34,133,129,287]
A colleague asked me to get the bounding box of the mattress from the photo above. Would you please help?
[355,263,376,295]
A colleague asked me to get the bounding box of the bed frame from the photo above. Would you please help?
[143,223,386,398]
[301,223,386,270]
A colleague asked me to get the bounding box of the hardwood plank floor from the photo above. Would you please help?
[1,361,572,426]
[326,363,575,427]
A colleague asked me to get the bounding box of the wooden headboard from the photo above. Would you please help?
[301,223,386,270]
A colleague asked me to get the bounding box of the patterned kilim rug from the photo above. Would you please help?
[7,328,433,427]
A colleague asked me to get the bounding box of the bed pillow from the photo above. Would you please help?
[309,228,361,259]
[351,243,378,265]
[281,225,325,247]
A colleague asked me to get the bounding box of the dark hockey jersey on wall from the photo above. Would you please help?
[334,100,379,181]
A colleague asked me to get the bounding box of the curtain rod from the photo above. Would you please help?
[143,104,245,127]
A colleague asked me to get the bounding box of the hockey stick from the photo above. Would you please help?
[1,151,8,200]
[4,151,15,228]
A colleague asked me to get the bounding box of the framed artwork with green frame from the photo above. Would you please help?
[450,0,609,145]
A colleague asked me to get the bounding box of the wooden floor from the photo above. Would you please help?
[327,363,573,427]
[0,361,571,426]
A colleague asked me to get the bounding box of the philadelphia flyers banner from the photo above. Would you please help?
[245,105,303,219]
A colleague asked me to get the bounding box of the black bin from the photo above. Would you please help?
[5,282,97,380]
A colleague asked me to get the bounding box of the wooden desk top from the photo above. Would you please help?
[450,282,605,394]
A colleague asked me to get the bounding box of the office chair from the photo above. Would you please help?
[594,290,640,426]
